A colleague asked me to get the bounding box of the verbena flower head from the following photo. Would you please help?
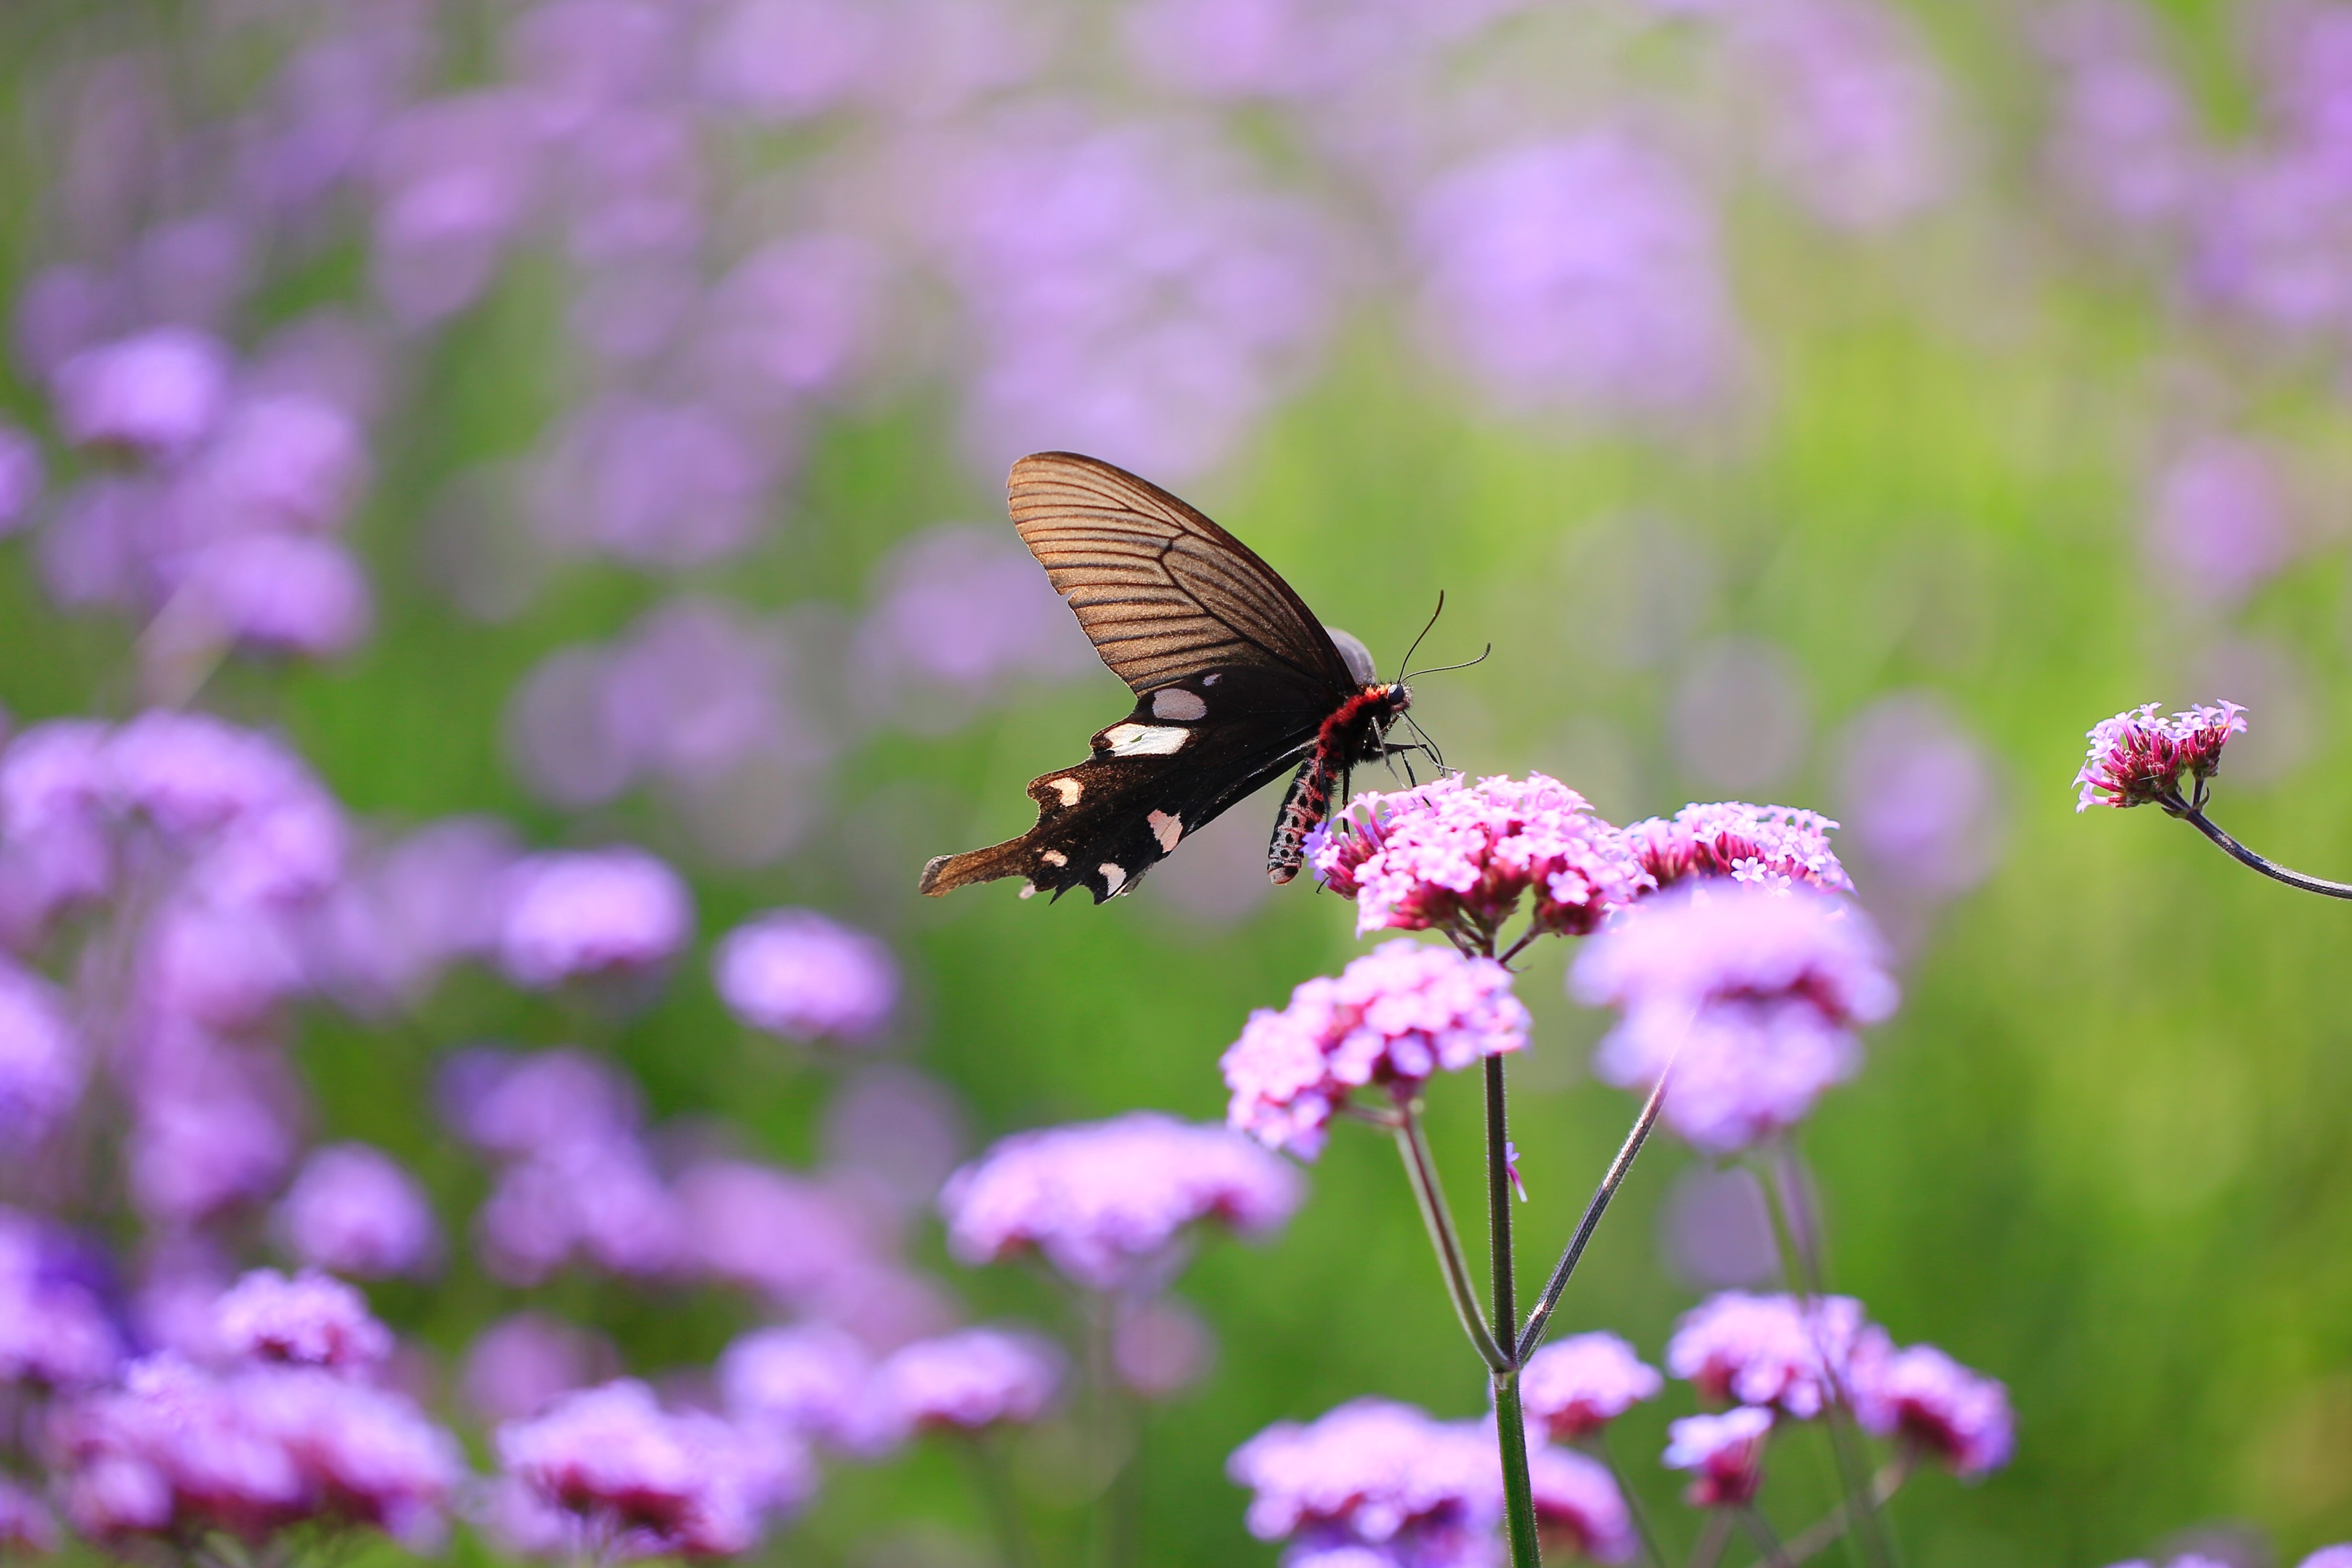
[1309,773,1649,942]
[717,1323,898,1458]
[1227,1398,1498,1551]
[0,1477,57,1553]
[53,327,234,456]
[0,1208,125,1387]
[2074,701,2247,812]
[712,909,898,1042]
[2300,1551,2352,1568]
[1622,801,1851,894]
[1849,1339,2014,1478]
[491,1379,810,1560]
[274,1143,441,1279]
[876,1328,1062,1434]
[939,1111,1301,1291]
[1574,885,1897,1154]
[212,1268,394,1372]
[1662,1407,1773,1508]
[1520,1332,1664,1442]
[1528,1443,1636,1564]
[496,847,692,989]
[0,962,86,1143]
[1223,941,1531,1160]
[1665,1292,1872,1419]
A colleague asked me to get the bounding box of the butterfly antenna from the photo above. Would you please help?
[1393,592,1446,682]
[1402,713,1448,775]
[1401,642,1492,682]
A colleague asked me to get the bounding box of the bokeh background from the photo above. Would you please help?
[2,0,2351,1563]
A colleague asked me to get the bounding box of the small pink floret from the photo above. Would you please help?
[2073,699,2247,812]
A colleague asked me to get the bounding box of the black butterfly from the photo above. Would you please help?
[918,452,1420,905]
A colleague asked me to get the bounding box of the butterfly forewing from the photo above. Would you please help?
[1008,452,1353,695]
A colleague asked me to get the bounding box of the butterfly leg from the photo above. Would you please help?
[1266,756,1332,884]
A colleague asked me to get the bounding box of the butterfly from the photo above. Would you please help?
[918,451,1428,905]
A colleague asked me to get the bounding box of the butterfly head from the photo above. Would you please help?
[1325,680,1412,769]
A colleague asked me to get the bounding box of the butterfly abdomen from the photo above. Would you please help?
[1266,758,1332,885]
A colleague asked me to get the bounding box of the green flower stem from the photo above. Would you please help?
[1392,1106,1510,1373]
[1775,1455,1917,1567]
[2179,807,2352,899]
[1518,1053,1679,1363]
[1484,1055,1542,1568]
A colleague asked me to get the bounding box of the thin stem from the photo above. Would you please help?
[2180,808,2352,899]
[1498,926,1543,967]
[1759,1146,1897,1568]
[1741,1508,1796,1568]
[1393,1108,1511,1372]
[1587,1432,1668,1568]
[1518,1055,1679,1363]
[1686,1510,1735,1568]
[1484,1055,1542,1568]
[1777,1455,1916,1567]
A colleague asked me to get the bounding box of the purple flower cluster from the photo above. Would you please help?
[495,848,692,989]
[1310,772,1650,941]
[1518,1332,1664,1442]
[675,1159,951,1341]
[1229,1397,1634,1566]
[0,1207,125,1388]
[714,909,899,1043]
[1573,885,1897,1154]
[873,1327,1065,1433]
[273,1143,441,1280]
[1621,801,1852,895]
[941,1111,1302,1290]
[49,1273,461,1550]
[2074,701,2247,812]
[1661,1407,1773,1508]
[718,1320,1068,1455]
[1222,941,1530,1159]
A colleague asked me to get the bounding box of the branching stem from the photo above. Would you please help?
[1392,1108,1510,1373]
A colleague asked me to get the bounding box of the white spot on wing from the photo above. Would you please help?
[1041,849,1068,867]
[1149,810,1182,852]
[1151,687,1208,721]
[1099,862,1128,894]
[1049,777,1083,805]
[1018,881,1036,899]
[1102,723,1189,756]
[1202,673,1221,685]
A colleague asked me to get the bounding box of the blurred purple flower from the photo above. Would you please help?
[1310,772,1649,942]
[941,1111,1301,1291]
[52,328,234,456]
[561,110,707,266]
[1224,940,1530,1159]
[1622,800,1851,895]
[1121,0,1348,101]
[1660,1165,1781,1290]
[2186,149,2352,337]
[871,0,1065,120]
[137,897,306,1033]
[2036,1,2207,232]
[2144,436,2295,606]
[713,909,898,1043]
[821,1063,972,1215]
[490,1379,811,1560]
[876,1327,1062,1432]
[2301,1551,2352,1568]
[39,476,161,611]
[51,1354,463,1549]
[106,709,319,844]
[1112,1295,1215,1400]
[444,1048,642,1157]
[0,963,84,1143]
[851,523,1097,731]
[213,1267,394,1372]
[693,0,882,121]
[1726,0,1954,232]
[125,1037,300,1225]
[274,1144,441,1280]
[0,1207,126,1387]
[461,1313,619,1426]
[473,1132,682,1285]
[495,846,691,989]
[1662,1407,1772,1508]
[129,215,255,330]
[0,719,115,941]
[0,1477,58,1553]
[691,233,890,414]
[2074,700,2246,812]
[1227,1397,1499,1557]
[527,396,773,567]
[1834,694,2003,902]
[315,817,519,1011]
[1519,1333,1663,1443]
[1849,1339,2013,1477]
[13,265,126,381]
[171,533,375,658]
[1529,1443,1635,1563]
[370,91,550,327]
[1574,885,1897,1155]
[507,0,683,135]
[1671,637,1813,793]
[0,425,43,536]
[930,107,1341,481]
[237,20,434,219]
[717,1323,899,1456]
[1666,1291,1872,1419]
[178,393,370,539]
[1414,132,1741,420]
[676,1160,951,1342]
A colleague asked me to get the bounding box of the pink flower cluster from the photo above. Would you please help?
[1663,1407,1773,1507]
[712,909,898,1043]
[718,1323,1065,1455]
[1309,772,1650,941]
[1519,1332,1664,1442]
[1227,1397,1634,1565]
[940,1111,1301,1290]
[1573,885,1897,1153]
[1665,1292,2014,1479]
[2074,701,2247,812]
[1622,801,1852,894]
[48,1273,461,1550]
[1221,941,1531,1159]
[489,1379,810,1560]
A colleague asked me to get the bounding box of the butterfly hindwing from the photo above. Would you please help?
[915,669,1324,903]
